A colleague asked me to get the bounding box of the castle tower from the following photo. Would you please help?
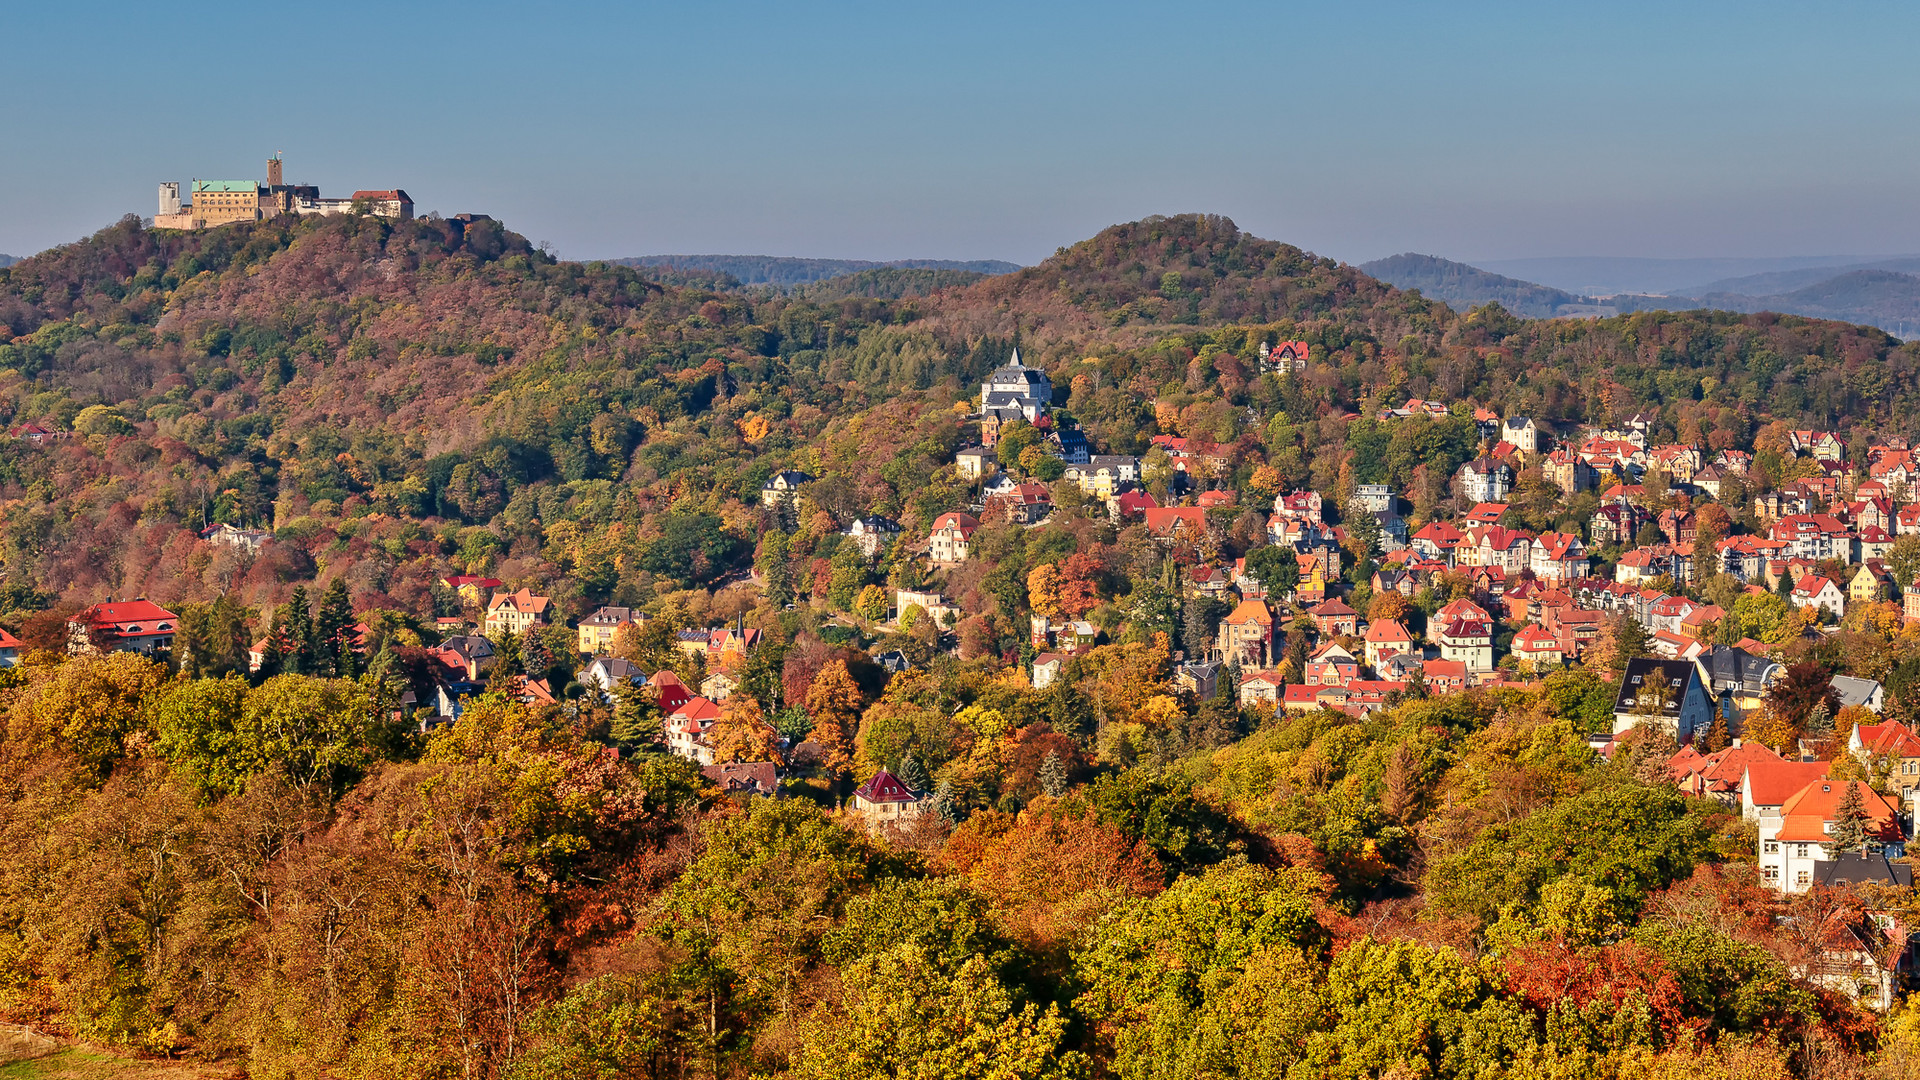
[157,182,181,216]
[266,155,283,188]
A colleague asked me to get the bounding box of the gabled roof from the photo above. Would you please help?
[1307,597,1356,617]
[1776,779,1903,843]
[932,511,981,532]
[488,587,550,615]
[853,768,922,804]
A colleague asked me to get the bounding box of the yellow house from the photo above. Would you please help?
[576,605,639,655]
[484,588,551,637]
[1850,563,1893,607]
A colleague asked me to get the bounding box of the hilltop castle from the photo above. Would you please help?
[154,156,411,230]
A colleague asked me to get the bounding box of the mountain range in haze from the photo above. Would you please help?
[611,254,1020,287]
[1363,251,1920,339]
[0,255,16,269]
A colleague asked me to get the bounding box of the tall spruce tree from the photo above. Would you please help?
[314,581,355,677]
[281,586,315,675]
[1825,781,1872,856]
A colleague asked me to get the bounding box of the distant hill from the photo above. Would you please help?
[790,266,988,301]
[611,254,1019,287]
[1478,254,1883,297]
[1604,267,1920,339]
[0,255,16,269]
[1672,256,1920,299]
[1358,253,1600,318]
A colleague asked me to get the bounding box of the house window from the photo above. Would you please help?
[1795,871,1810,887]
[1764,841,1779,854]
[1763,866,1778,880]
[1796,844,1809,858]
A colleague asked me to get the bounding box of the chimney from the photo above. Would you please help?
[267,155,283,188]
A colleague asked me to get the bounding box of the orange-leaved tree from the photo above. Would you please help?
[806,660,864,781]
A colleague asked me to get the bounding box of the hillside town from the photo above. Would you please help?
[19,345,1920,918]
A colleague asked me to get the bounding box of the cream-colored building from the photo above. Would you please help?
[485,588,552,636]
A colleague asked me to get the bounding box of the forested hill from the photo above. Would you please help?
[613,253,1020,286]
[1,209,1919,615]
[1360,252,1600,318]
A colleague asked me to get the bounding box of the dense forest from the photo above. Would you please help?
[3,211,1920,1077]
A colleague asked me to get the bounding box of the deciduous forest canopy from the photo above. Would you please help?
[1,211,1919,1078]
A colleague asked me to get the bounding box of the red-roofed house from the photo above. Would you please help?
[1761,779,1905,892]
[850,768,929,830]
[1671,741,1784,803]
[1363,619,1413,670]
[1411,521,1465,563]
[650,670,694,714]
[1238,670,1284,707]
[1422,659,1468,694]
[350,189,414,219]
[0,627,21,667]
[1849,722,1920,800]
[1218,599,1276,666]
[1791,575,1845,619]
[1529,531,1589,583]
[1306,597,1358,638]
[1143,507,1209,542]
[1510,625,1565,672]
[485,588,552,636]
[930,512,981,564]
[664,696,725,764]
[1304,642,1360,687]
[1436,617,1493,671]
[67,599,180,656]
[441,575,503,605]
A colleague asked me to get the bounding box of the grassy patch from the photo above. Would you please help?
[0,1048,223,1079]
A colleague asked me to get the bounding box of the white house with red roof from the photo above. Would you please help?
[1410,521,1465,564]
[664,696,724,765]
[1436,616,1493,671]
[67,599,180,656]
[0,627,21,667]
[1238,670,1285,707]
[1509,625,1564,672]
[1271,489,1324,522]
[929,512,981,564]
[1362,619,1412,670]
[1529,531,1589,583]
[1460,524,1534,572]
[1759,778,1905,892]
[1790,575,1846,619]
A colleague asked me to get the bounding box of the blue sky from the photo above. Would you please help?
[5,1,1920,265]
